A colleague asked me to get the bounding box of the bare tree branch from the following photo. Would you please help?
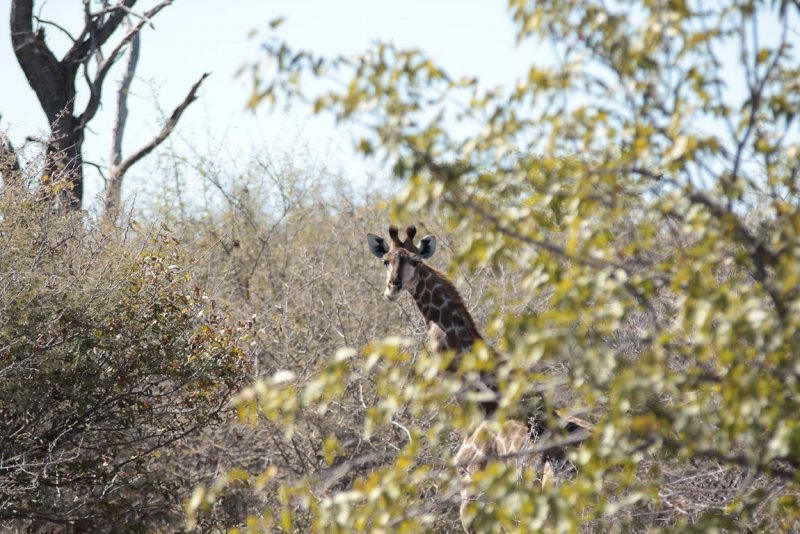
[77,0,173,129]
[62,0,137,66]
[103,72,210,217]
[312,451,388,497]
[662,438,798,482]
[91,4,156,26]
[33,17,77,42]
[83,160,107,183]
[109,19,140,170]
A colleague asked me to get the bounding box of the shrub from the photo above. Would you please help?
[0,173,249,532]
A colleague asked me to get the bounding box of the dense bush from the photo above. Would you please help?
[0,172,249,531]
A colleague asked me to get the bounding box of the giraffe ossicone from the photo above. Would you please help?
[367,224,594,532]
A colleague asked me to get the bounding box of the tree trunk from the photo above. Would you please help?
[46,114,84,211]
[104,24,140,221]
[11,1,84,209]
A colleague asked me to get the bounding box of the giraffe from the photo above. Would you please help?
[367,224,594,533]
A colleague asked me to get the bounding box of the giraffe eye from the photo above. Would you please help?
[411,258,420,267]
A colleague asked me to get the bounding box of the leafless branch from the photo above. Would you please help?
[33,17,76,41]
[91,4,155,26]
[104,72,209,216]
[77,0,173,129]
[83,160,107,183]
[312,451,389,496]
[662,438,798,482]
[62,0,137,66]
[109,18,139,170]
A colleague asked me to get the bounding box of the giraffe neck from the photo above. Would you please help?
[408,263,499,416]
[408,263,482,355]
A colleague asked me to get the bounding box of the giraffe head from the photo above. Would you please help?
[366,225,437,301]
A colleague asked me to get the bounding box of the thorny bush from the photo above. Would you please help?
[0,169,250,532]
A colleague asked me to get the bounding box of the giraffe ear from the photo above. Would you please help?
[367,234,390,258]
[417,235,436,259]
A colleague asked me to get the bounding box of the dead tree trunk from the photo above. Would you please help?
[108,24,140,177]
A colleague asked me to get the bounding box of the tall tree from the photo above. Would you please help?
[9,0,205,213]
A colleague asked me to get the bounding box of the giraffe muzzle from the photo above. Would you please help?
[384,281,402,300]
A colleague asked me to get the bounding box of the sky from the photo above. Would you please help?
[0,0,539,208]
[2,0,796,213]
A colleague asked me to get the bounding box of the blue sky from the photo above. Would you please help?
[1,1,538,207]
[2,0,795,211]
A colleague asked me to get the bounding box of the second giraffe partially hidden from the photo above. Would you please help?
[367,224,594,533]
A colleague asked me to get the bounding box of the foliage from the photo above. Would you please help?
[0,171,249,532]
[190,0,800,532]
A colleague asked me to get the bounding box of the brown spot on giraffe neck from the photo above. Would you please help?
[430,287,445,307]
